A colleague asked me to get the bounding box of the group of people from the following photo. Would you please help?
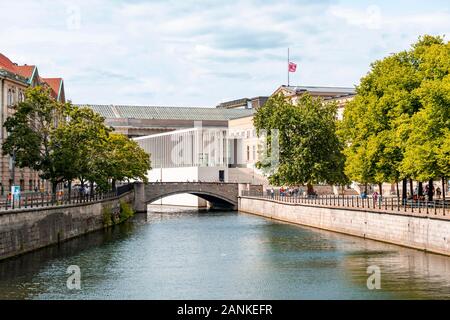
[266,186,309,198]
[360,191,381,201]
[409,185,442,201]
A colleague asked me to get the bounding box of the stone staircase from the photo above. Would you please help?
[228,167,269,186]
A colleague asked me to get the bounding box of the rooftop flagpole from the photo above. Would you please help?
[287,48,290,86]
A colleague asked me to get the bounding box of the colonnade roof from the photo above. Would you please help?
[77,104,255,121]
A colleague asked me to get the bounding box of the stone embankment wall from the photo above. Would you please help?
[239,197,450,256]
[0,192,134,261]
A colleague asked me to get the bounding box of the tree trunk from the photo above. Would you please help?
[68,180,72,201]
[409,179,414,197]
[442,177,446,200]
[402,179,407,201]
[378,183,383,197]
[51,181,58,203]
[418,182,423,197]
[396,181,400,198]
[90,181,94,199]
[112,179,117,192]
[364,183,368,194]
[428,179,433,201]
[307,183,314,196]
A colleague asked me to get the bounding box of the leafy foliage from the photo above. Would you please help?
[2,86,151,192]
[340,35,450,189]
[119,200,134,222]
[254,93,348,191]
[3,87,69,192]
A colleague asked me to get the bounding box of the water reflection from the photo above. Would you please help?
[0,207,449,299]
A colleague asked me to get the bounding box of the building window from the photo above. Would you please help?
[19,90,25,102]
[247,145,250,162]
[252,145,256,161]
[7,89,13,107]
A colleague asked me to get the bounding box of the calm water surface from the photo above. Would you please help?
[0,207,449,299]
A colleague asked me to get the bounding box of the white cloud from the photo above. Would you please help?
[0,0,449,106]
[328,5,383,30]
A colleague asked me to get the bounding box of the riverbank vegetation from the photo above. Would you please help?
[2,87,151,195]
[102,201,135,227]
[254,35,449,200]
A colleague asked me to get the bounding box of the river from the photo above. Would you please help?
[0,207,449,299]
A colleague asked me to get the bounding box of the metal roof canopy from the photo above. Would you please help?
[77,104,255,121]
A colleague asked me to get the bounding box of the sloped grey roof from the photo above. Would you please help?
[77,104,255,121]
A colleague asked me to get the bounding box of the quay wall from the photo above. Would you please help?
[239,197,450,256]
[0,192,135,261]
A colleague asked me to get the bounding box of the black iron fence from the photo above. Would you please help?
[241,190,450,219]
[0,183,135,211]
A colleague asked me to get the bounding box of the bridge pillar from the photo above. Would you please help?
[133,182,147,213]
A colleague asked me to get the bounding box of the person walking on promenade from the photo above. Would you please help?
[372,191,378,203]
[436,187,441,198]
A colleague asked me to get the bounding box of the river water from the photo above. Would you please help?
[0,207,449,299]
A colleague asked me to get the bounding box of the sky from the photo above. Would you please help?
[1,0,449,106]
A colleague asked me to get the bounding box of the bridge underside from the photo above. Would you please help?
[190,193,236,210]
[147,192,236,210]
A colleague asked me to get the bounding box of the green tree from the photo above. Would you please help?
[340,35,450,199]
[2,87,151,198]
[401,75,450,199]
[100,133,151,190]
[2,86,70,196]
[254,93,347,194]
[52,106,112,194]
[339,50,419,196]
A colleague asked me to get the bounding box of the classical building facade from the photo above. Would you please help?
[272,85,356,120]
[0,53,65,195]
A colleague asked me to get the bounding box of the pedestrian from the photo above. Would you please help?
[436,187,441,198]
[372,191,378,202]
[270,187,274,199]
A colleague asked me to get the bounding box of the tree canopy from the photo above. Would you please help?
[2,86,151,194]
[254,93,347,193]
[339,35,450,198]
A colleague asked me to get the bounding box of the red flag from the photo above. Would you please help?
[288,62,297,72]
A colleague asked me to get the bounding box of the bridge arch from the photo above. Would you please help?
[145,190,236,209]
[135,182,239,211]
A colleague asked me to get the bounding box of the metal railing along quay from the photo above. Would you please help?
[241,190,450,220]
[0,183,135,211]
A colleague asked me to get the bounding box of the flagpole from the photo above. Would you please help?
[287,48,290,86]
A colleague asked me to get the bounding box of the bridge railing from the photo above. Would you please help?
[0,183,135,212]
[116,183,134,196]
[240,190,450,220]
[145,181,238,185]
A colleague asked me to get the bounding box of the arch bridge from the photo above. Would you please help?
[133,182,240,211]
